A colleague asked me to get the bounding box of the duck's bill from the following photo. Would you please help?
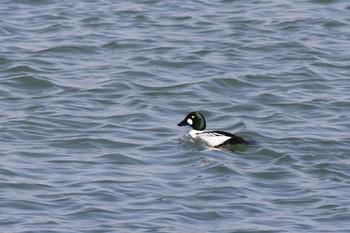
[177,119,188,126]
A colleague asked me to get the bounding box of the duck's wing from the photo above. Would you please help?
[209,131,250,146]
[196,131,232,147]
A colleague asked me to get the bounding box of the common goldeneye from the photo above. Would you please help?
[177,112,250,148]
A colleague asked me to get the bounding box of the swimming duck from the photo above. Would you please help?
[177,112,250,148]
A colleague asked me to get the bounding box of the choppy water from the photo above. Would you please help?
[1,0,350,232]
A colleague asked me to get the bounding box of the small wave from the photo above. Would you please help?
[2,74,57,92]
[36,45,100,55]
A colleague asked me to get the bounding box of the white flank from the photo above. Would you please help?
[188,130,230,147]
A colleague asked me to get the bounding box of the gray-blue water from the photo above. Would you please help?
[1,0,350,232]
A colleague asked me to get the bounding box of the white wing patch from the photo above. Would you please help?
[188,130,230,147]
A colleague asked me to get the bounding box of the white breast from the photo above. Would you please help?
[188,130,231,147]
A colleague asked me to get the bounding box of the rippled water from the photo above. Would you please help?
[1,0,350,232]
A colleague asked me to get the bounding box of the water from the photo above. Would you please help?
[1,0,350,232]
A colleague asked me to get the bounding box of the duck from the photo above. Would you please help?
[177,112,250,148]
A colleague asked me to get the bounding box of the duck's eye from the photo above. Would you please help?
[191,115,195,119]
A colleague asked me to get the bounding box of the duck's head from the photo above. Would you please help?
[177,112,206,131]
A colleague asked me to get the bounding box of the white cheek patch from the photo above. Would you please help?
[187,118,193,125]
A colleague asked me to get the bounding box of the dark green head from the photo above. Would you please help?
[177,112,206,131]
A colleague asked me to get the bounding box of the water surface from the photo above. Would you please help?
[1,0,350,232]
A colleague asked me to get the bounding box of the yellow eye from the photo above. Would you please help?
[191,115,195,119]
